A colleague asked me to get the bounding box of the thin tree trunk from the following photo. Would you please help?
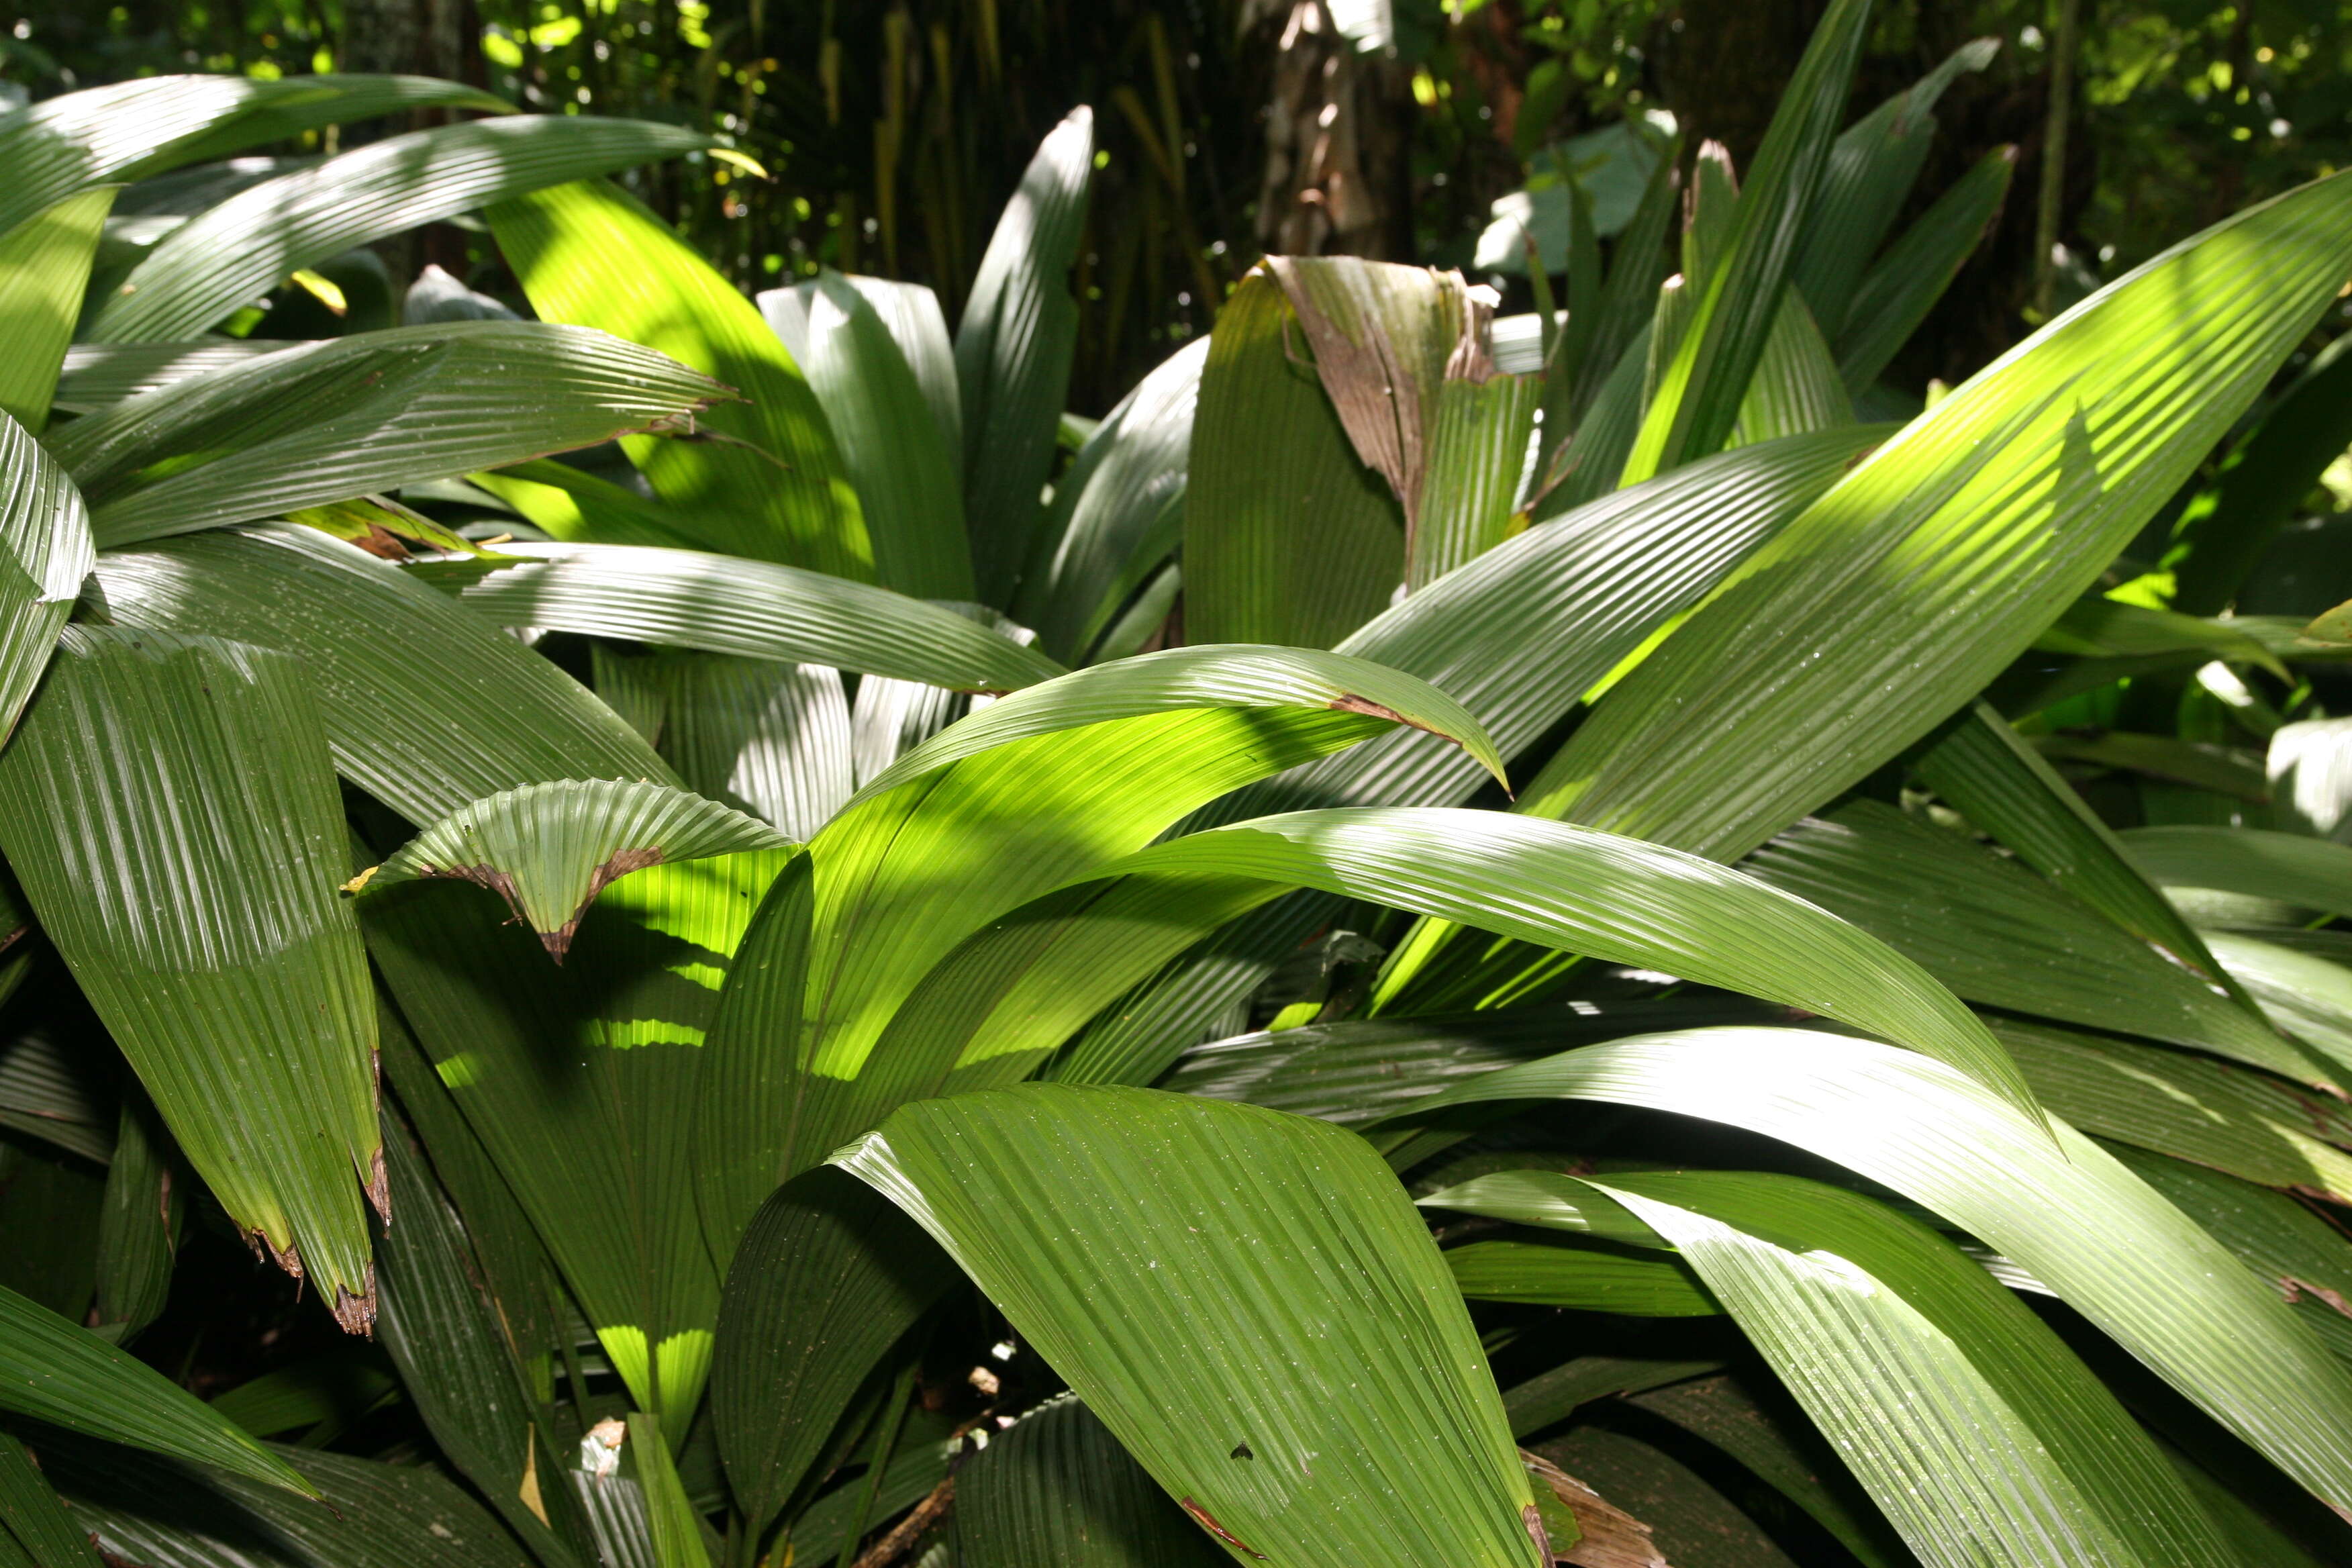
[1248,1,1413,260]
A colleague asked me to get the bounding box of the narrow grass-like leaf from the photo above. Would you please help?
[0,188,115,430]
[416,542,1065,694]
[957,108,1093,605]
[2204,930,2352,1075]
[0,628,379,1320]
[89,117,711,343]
[1729,292,1851,446]
[0,414,91,745]
[94,525,672,824]
[91,1094,177,1342]
[1446,1238,1718,1316]
[358,779,793,961]
[959,1394,1226,1567]
[0,1430,103,1568]
[623,1416,709,1568]
[489,179,871,577]
[49,323,728,547]
[1836,145,2017,392]
[758,271,973,599]
[0,1285,312,1495]
[1404,1026,2352,1514]
[835,1086,1543,1568]
[0,74,509,238]
[1744,801,2310,1079]
[709,1167,959,1546]
[1530,166,2352,861]
[1620,0,1872,481]
[470,460,706,550]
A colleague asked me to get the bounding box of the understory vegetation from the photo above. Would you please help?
[7,2,2352,1566]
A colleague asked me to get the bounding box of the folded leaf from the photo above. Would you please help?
[49,322,730,547]
[52,340,294,414]
[592,648,852,839]
[358,779,795,961]
[0,413,92,744]
[835,1086,1543,1568]
[0,628,380,1322]
[959,1394,1226,1567]
[1836,144,2017,393]
[89,116,712,344]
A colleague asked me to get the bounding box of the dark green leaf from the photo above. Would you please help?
[958,1395,1227,1568]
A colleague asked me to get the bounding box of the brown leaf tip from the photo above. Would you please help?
[1523,1502,1555,1565]
[1329,693,1444,741]
[330,1268,378,1338]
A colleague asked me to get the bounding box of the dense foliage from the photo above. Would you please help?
[4,3,2352,1567]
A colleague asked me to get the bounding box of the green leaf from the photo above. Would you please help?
[2122,825,2352,919]
[1742,801,2312,1080]
[469,460,706,550]
[1836,145,2018,392]
[0,1430,103,1568]
[49,322,728,548]
[624,1416,709,1568]
[0,187,115,431]
[834,1085,1544,1568]
[957,107,1093,606]
[1574,135,1681,426]
[1620,0,1872,481]
[1403,1025,2352,1514]
[365,852,793,1426]
[50,340,293,415]
[2202,930,2352,1077]
[2163,330,2352,616]
[1416,369,1542,589]
[1910,701,2242,985]
[1444,1238,1719,1316]
[358,779,794,961]
[0,74,509,238]
[2037,731,2269,802]
[0,1285,312,1495]
[693,646,1505,1247]
[413,542,1067,695]
[489,179,871,577]
[92,1093,178,1342]
[1592,1170,2228,1568]
[93,524,673,824]
[1526,164,2352,862]
[758,271,973,600]
[959,1394,1228,1568]
[592,648,852,838]
[0,628,379,1320]
[1087,808,2039,1118]
[87,117,712,344]
[1500,1358,1726,1440]
[1012,338,1204,665]
[1728,291,1853,446]
[709,1167,958,1546]
[373,1104,591,1568]
[0,413,92,745]
[1184,265,1404,647]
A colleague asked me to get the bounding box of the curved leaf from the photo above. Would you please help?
[489,179,871,579]
[48,322,728,547]
[1445,1239,1718,1316]
[0,413,91,744]
[0,628,379,1320]
[0,1285,312,1496]
[1404,1026,2352,1515]
[89,116,711,344]
[93,524,673,824]
[834,1085,1543,1568]
[959,1394,1226,1568]
[358,780,793,960]
[2122,826,2352,920]
[415,542,1065,694]
[0,187,116,430]
[52,340,295,413]
[592,648,852,839]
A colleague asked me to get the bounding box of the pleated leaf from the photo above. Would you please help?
[1743,801,2310,1079]
[488,179,871,577]
[51,340,293,414]
[0,628,380,1322]
[1405,1026,2352,1515]
[1836,145,2018,393]
[87,116,712,344]
[93,524,673,824]
[957,107,1093,605]
[959,1395,1227,1568]
[0,1431,103,1568]
[709,1167,960,1544]
[92,1093,178,1342]
[593,648,852,840]
[1085,807,2038,1117]
[1594,1171,2229,1568]
[1527,164,2352,862]
[1185,265,1404,647]
[757,271,973,599]
[469,460,707,550]
[0,1285,311,1495]
[0,73,509,238]
[2122,825,2352,919]
[415,542,1065,694]
[834,1085,1543,1568]
[1445,1239,1718,1316]
[0,414,92,744]
[48,322,730,547]
[0,187,115,430]
[358,779,793,961]
[2205,930,2352,1076]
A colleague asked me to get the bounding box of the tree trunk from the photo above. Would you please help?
[1249,1,1414,260]
[1652,0,1826,174]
